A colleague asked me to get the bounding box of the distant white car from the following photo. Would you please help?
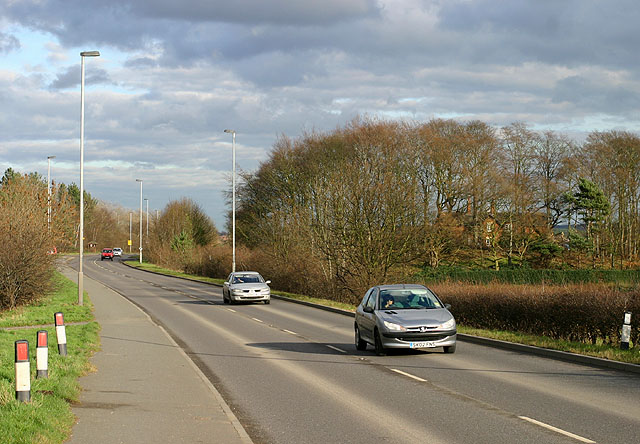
[223,271,271,305]
[112,248,123,257]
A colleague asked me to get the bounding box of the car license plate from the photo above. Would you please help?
[410,341,436,349]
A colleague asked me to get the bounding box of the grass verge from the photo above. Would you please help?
[125,260,640,365]
[0,271,99,444]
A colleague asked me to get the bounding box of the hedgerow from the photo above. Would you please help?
[432,283,639,346]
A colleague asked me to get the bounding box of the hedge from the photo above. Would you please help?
[431,283,639,346]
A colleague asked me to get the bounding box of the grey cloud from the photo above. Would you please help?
[129,0,380,25]
[125,57,160,69]
[49,66,111,90]
[552,75,640,115]
[437,0,640,69]
[0,31,20,53]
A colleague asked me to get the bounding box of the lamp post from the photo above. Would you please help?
[78,50,100,306]
[224,129,236,273]
[129,212,132,253]
[47,155,56,233]
[144,198,149,237]
[136,179,143,263]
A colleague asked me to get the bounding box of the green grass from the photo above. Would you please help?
[0,272,100,444]
[416,266,640,286]
[458,326,640,365]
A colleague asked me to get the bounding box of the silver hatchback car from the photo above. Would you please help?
[354,284,456,355]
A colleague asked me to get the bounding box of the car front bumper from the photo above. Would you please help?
[230,293,270,303]
[380,329,457,349]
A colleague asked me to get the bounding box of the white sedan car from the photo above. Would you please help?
[223,271,271,305]
[112,247,123,257]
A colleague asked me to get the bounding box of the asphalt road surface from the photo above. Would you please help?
[71,255,640,444]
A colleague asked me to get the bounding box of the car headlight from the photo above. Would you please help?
[383,320,407,332]
[438,318,456,329]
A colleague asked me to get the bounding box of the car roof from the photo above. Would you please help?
[376,284,428,291]
[232,271,260,275]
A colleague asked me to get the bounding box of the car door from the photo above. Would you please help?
[358,288,378,342]
[223,273,233,297]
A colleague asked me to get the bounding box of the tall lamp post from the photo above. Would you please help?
[78,50,100,306]
[136,179,143,263]
[224,129,236,273]
[47,155,56,233]
[129,212,132,253]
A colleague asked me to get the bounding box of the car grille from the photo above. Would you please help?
[397,334,451,342]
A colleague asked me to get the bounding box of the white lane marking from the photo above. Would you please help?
[391,369,428,382]
[518,416,596,443]
[227,308,236,313]
[251,317,264,323]
[283,329,298,335]
[326,345,347,354]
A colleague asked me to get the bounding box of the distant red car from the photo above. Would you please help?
[101,248,114,261]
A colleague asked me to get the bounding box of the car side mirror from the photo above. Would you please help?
[363,306,374,313]
[265,280,271,284]
[445,304,452,310]
[224,282,229,286]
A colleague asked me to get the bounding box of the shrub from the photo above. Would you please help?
[0,174,55,309]
[432,282,639,346]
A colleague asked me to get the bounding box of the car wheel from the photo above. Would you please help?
[444,344,456,354]
[101,258,103,261]
[374,329,386,356]
[355,325,367,351]
[264,299,270,305]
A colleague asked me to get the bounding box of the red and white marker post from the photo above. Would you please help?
[36,330,49,378]
[54,312,67,356]
[15,340,31,402]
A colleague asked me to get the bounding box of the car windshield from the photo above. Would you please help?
[378,289,442,310]
[232,275,263,284]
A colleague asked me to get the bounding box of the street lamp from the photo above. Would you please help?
[129,212,132,253]
[136,179,143,263]
[78,50,100,306]
[47,155,56,233]
[224,129,236,273]
[144,198,149,237]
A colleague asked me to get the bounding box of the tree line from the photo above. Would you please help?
[0,167,221,309]
[233,118,640,300]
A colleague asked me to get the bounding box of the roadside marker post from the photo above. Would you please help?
[54,312,68,356]
[621,311,632,350]
[15,340,31,402]
[36,330,49,378]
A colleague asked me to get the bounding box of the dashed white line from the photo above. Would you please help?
[390,369,428,382]
[518,416,596,443]
[251,317,264,323]
[282,329,298,335]
[326,345,347,353]
[226,308,236,313]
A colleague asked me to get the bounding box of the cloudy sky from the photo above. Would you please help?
[1,0,639,230]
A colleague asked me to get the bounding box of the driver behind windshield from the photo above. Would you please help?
[380,290,441,309]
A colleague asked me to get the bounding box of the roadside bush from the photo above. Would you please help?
[0,175,55,309]
[432,282,639,346]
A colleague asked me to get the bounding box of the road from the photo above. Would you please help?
[74,255,640,444]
